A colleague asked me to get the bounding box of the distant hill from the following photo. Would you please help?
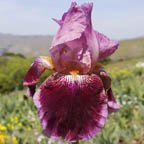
[0,33,53,57]
[111,37,144,60]
[0,33,144,60]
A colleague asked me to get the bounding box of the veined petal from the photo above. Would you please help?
[33,73,108,142]
[23,56,54,96]
[50,2,99,74]
[95,31,119,60]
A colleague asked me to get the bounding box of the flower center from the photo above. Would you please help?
[70,70,79,75]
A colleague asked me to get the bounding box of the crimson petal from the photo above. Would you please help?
[33,73,108,142]
[107,88,120,113]
[92,67,120,113]
[23,56,54,96]
[27,85,36,97]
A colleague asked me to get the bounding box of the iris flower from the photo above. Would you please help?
[23,2,120,143]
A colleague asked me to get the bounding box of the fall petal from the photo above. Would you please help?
[27,85,36,97]
[95,31,119,60]
[23,56,54,86]
[33,74,108,141]
[92,67,120,113]
[92,65,111,91]
[23,56,54,96]
[107,88,120,113]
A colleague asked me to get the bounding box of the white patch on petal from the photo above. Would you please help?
[65,75,84,82]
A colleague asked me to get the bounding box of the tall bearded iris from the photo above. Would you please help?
[23,2,120,143]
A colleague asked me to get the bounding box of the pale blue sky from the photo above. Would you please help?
[0,0,144,39]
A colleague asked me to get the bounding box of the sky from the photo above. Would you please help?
[0,0,144,40]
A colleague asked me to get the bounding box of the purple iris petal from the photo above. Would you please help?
[95,31,119,61]
[50,2,99,74]
[33,73,108,142]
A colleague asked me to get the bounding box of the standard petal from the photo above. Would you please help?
[50,2,99,74]
[23,56,54,96]
[107,89,120,113]
[95,31,119,60]
[33,73,108,142]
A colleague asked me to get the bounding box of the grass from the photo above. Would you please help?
[105,57,144,70]
[0,58,144,144]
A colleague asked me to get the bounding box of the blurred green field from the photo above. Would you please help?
[0,52,144,144]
